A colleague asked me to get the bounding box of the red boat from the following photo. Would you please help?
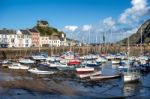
[67,59,81,65]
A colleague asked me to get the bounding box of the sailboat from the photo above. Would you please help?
[123,29,141,83]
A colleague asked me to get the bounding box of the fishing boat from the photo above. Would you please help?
[28,68,55,75]
[123,29,141,83]
[8,63,29,70]
[90,74,121,81]
[123,72,140,83]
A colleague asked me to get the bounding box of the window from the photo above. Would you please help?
[26,40,28,43]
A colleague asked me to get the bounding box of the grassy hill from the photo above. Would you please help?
[120,19,150,44]
[33,20,65,37]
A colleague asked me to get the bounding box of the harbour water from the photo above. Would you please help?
[0,62,150,99]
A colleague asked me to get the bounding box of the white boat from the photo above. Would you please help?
[96,57,107,63]
[111,59,120,64]
[19,58,35,64]
[76,67,94,74]
[56,63,75,70]
[106,55,115,60]
[123,71,140,83]
[28,68,55,75]
[32,55,46,60]
[90,74,121,81]
[76,71,102,78]
[8,63,29,70]
[49,62,60,67]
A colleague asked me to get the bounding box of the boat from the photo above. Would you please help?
[123,68,141,83]
[67,59,81,65]
[76,66,94,74]
[19,58,35,64]
[76,71,102,79]
[28,68,55,75]
[8,63,29,70]
[31,55,46,60]
[96,57,107,63]
[90,74,121,81]
[56,63,76,70]
[123,30,141,83]
[49,62,60,68]
[1,59,12,68]
[82,60,101,67]
[111,59,120,64]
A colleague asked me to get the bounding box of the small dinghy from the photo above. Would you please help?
[8,63,29,70]
[28,68,55,75]
[90,74,121,81]
[76,71,102,79]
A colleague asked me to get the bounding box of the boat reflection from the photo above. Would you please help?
[123,83,139,97]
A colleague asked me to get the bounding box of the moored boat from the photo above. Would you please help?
[67,59,81,65]
[90,74,121,81]
[19,58,35,64]
[76,71,102,79]
[28,68,55,75]
[76,66,94,74]
[8,63,29,70]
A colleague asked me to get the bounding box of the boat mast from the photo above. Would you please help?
[140,27,143,55]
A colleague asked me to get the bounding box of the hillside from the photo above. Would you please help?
[33,20,65,38]
[120,19,150,44]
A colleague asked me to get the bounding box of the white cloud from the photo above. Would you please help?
[82,25,92,31]
[119,0,149,24]
[64,25,78,31]
[103,17,115,27]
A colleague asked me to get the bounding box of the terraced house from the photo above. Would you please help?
[0,29,16,48]
[28,29,40,47]
[16,29,32,47]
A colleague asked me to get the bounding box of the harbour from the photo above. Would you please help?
[0,51,150,98]
[1,0,150,98]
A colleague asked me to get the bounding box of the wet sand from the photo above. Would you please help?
[0,63,150,98]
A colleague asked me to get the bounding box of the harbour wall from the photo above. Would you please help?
[0,45,149,59]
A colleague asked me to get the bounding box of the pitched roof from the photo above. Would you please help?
[28,28,39,33]
[0,29,16,34]
[20,29,31,35]
[49,35,60,40]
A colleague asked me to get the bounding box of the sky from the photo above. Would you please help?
[0,0,150,43]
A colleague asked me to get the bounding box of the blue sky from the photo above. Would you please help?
[0,0,150,43]
[0,0,131,29]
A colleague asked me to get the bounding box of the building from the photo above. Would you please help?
[49,35,61,47]
[16,30,32,47]
[28,29,40,47]
[7,30,16,47]
[37,20,49,27]
[40,36,49,47]
[0,29,9,48]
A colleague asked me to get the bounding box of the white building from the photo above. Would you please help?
[49,36,61,47]
[0,29,9,48]
[15,30,32,47]
[7,30,16,47]
[40,36,49,47]
[0,29,16,48]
